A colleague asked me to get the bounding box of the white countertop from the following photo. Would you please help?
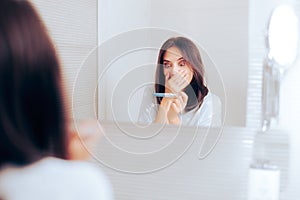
[89,121,299,200]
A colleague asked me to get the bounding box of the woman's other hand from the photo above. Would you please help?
[155,91,188,125]
[167,91,188,124]
[154,97,172,124]
[68,119,103,160]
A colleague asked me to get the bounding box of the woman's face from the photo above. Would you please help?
[162,46,194,89]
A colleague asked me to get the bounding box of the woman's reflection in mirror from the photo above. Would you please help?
[138,37,222,127]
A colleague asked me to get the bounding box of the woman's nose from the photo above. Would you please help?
[171,64,180,74]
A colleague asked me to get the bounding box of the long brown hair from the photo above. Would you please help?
[0,0,68,166]
[155,37,208,112]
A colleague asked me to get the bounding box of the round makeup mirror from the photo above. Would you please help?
[262,4,299,131]
[268,4,299,68]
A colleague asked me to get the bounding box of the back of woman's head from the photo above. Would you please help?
[0,0,68,166]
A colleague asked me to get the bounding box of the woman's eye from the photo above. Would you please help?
[163,63,171,68]
[179,60,186,66]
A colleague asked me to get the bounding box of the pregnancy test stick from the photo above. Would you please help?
[153,93,178,98]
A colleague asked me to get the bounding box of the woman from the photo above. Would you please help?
[0,1,112,199]
[138,37,221,127]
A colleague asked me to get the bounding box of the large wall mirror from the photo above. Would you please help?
[98,0,258,127]
[97,0,299,129]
